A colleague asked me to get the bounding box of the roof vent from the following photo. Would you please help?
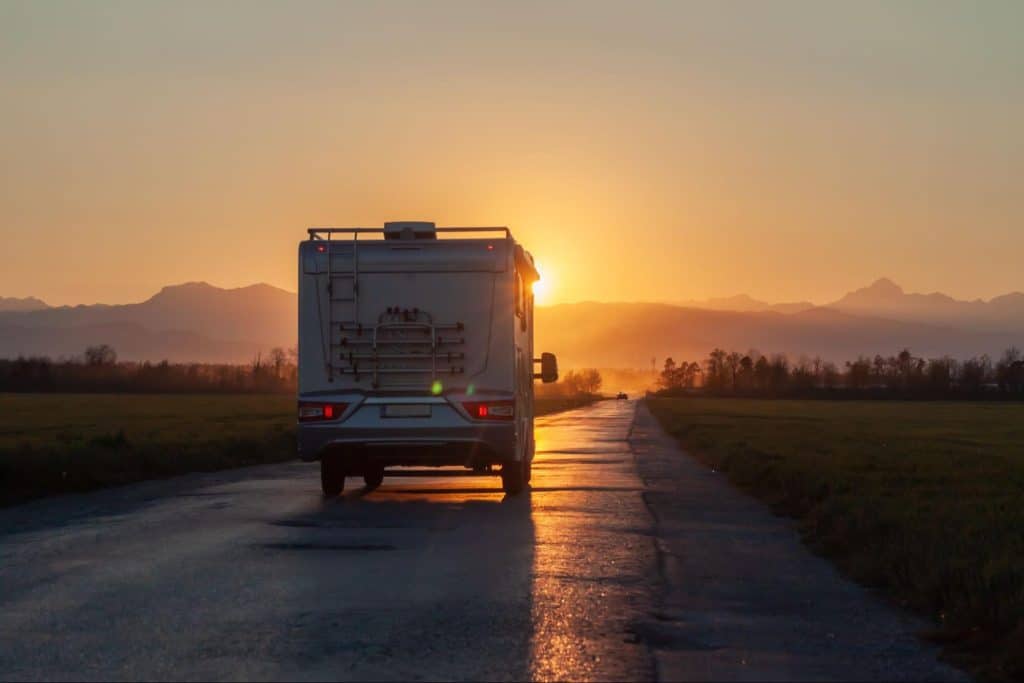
[384,221,437,240]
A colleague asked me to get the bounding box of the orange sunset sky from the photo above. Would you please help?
[1,1,1021,307]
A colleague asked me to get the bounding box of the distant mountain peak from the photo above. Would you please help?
[863,277,904,296]
[153,281,215,294]
[824,277,1024,331]
[832,278,907,308]
[0,296,49,312]
[145,281,293,305]
[0,281,297,363]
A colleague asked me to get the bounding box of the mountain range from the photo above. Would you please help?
[677,278,1024,330]
[676,294,815,315]
[0,283,295,363]
[826,278,1024,331]
[0,296,49,313]
[1,279,1021,366]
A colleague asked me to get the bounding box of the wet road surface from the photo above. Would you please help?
[0,400,964,681]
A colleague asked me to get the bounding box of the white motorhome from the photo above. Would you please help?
[297,222,558,496]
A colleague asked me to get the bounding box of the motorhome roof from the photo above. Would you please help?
[307,224,511,240]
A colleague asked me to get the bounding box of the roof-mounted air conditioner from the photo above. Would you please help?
[383,221,437,240]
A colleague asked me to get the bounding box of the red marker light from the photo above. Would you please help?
[462,401,514,421]
[486,244,494,251]
[298,401,348,422]
[316,244,327,253]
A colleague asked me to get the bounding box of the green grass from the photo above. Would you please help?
[647,397,1024,681]
[0,393,297,506]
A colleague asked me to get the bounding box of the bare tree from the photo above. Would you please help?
[269,347,288,378]
[996,347,1022,392]
[561,369,582,395]
[659,358,679,390]
[84,345,117,366]
[845,356,872,389]
[579,368,603,395]
[726,351,743,391]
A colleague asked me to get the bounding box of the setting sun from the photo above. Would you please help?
[531,264,549,304]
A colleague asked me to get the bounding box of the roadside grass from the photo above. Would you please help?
[535,393,603,416]
[0,393,296,507]
[647,397,1024,682]
[0,392,600,506]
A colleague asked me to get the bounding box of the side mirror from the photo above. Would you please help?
[533,352,558,384]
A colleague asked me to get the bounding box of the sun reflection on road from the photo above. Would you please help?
[527,402,654,681]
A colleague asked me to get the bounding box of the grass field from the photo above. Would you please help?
[647,397,1024,682]
[0,392,598,507]
[0,393,297,506]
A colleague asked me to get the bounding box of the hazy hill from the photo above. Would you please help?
[535,302,1020,368]
[678,294,815,315]
[827,278,1024,332]
[0,283,295,362]
[677,279,1024,331]
[0,296,49,313]
[0,321,264,364]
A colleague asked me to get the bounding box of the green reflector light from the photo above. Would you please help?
[431,380,443,395]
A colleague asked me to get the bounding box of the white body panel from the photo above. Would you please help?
[299,238,516,395]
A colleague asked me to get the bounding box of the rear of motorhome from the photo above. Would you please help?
[297,222,557,495]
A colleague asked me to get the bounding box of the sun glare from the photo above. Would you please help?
[531,263,549,303]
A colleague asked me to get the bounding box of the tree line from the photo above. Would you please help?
[0,345,297,394]
[658,347,1024,399]
[559,368,603,396]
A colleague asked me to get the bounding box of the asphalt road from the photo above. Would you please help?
[0,400,964,681]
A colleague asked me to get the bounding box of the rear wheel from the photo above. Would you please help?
[320,457,346,497]
[363,467,384,491]
[501,459,527,496]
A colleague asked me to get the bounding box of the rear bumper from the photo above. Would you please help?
[299,423,516,466]
[299,424,516,467]
[297,399,517,466]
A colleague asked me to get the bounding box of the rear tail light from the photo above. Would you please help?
[462,400,515,421]
[298,401,348,422]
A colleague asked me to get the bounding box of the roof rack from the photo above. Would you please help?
[308,226,510,240]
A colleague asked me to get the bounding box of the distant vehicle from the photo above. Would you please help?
[616,392,629,400]
[297,222,558,496]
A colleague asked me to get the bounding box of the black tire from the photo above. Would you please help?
[501,460,527,495]
[363,467,384,491]
[320,457,346,497]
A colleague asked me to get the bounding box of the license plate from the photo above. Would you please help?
[382,404,432,418]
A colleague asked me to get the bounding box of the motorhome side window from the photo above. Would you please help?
[515,271,524,319]
[526,288,533,332]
